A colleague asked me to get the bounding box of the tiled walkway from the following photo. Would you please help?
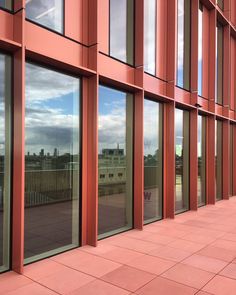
[2,198,236,295]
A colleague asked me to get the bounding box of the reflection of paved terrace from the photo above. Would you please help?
[2,197,236,294]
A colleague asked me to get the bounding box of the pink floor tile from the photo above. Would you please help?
[99,247,145,264]
[79,244,117,255]
[182,254,228,273]
[219,263,236,279]
[123,230,152,240]
[161,263,214,289]
[37,267,95,294]
[68,280,131,295]
[23,259,67,280]
[105,236,159,254]
[196,291,214,295]
[181,233,217,245]
[136,277,197,295]
[149,246,192,262]
[126,254,175,275]
[52,250,121,277]
[168,239,205,253]
[203,275,236,295]
[5,283,58,295]
[141,233,176,245]
[196,245,236,262]
[211,239,236,252]
[0,272,32,295]
[101,265,155,292]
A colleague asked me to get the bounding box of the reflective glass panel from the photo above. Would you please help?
[175,109,189,213]
[144,99,162,223]
[98,85,133,238]
[198,4,203,96]
[110,0,134,65]
[25,63,80,263]
[198,115,206,206]
[215,120,223,201]
[216,23,223,104]
[217,0,224,10]
[0,0,12,10]
[144,0,156,75]
[26,0,63,33]
[177,0,191,89]
[0,54,11,273]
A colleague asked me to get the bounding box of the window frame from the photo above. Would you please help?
[24,59,82,265]
[25,0,65,36]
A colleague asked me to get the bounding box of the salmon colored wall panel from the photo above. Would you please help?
[98,53,135,85]
[0,11,13,40]
[98,0,109,54]
[163,101,175,218]
[143,74,166,98]
[175,88,191,105]
[190,109,198,210]
[215,104,223,116]
[134,91,144,229]
[25,22,85,69]
[223,120,229,199]
[65,0,83,42]
[202,6,210,99]
[206,116,216,205]
[231,0,236,27]
[12,9,25,275]
[156,0,167,80]
[198,97,209,111]
[230,37,236,110]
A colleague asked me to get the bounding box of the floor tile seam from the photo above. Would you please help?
[98,273,158,293]
[47,258,117,281]
[78,244,152,258]
[108,258,178,277]
[196,259,236,294]
[16,275,62,295]
[176,235,218,246]
[144,248,193,264]
[90,241,160,255]
[121,233,178,245]
[157,271,211,291]
[213,255,236,277]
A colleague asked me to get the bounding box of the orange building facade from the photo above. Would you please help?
[0,0,235,274]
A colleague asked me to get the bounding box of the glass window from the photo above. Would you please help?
[144,99,162,223]
[230,124,234,197]
[175,108,189,213]
[215,120,223,201]
[0,0,12,10]
[217,0,224,10]
[144,0,156,75]
[177,0,191,89]
[198,3,203,96]
[26,0,63,33]
[0,54,11,273]
[98,85,133,238]
[198,115,206,206]
[110,0,134,65]
[25,63,80,263]
[216,23,223,104]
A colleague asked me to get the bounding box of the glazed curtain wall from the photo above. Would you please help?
[109,0,134,65]
[24,63,80,263]
[177,0,191,90]
[175,109,189,213]
[98,85,133,238]
[0,54,11,273]
[26,0,64,33]
[143,99,163,223]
